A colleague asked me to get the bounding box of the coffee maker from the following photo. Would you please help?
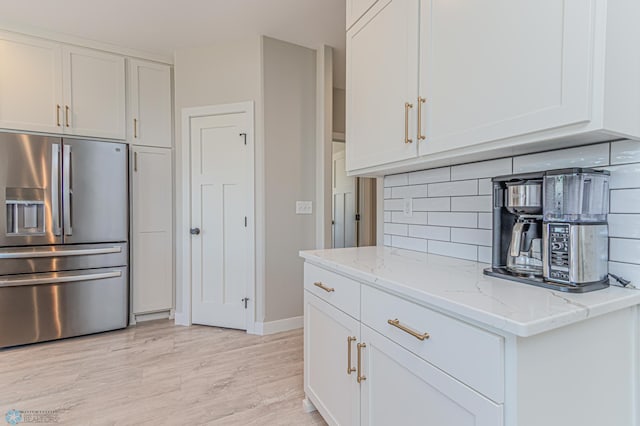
[485,168,610,292]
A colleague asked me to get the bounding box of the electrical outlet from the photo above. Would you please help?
[403,198,413,217]
[296,201,313,215]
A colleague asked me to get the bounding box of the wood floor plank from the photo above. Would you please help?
[0,320,325,425]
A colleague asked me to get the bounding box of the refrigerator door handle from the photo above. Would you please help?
[63,144,72,236]
[51,144,61,236]
[0,245,122,259]
[0,270,122,288]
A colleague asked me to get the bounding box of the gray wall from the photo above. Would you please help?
[262,37,317,321]
[333,88,345,134]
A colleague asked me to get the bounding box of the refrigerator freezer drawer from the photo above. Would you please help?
[0,242,128,275]
[0,267,128,348]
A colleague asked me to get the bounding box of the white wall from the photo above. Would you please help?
[262,37,317,322]
[173,38,262,319]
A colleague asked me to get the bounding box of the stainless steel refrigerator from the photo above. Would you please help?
[0,132,128,348]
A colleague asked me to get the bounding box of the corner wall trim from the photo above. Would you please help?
[252,316,303,335]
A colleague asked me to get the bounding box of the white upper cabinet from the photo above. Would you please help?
[346,0,379,29]
[0,31,63,134]
[0,31,129,140]
[420,0,594,156]
[127,59,172,148]
[63,46,125,140]
[346,0,640,175]
[346,0,420,172]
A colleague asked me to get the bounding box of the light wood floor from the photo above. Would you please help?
[0,320,326,425]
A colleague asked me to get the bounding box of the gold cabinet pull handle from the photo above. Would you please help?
[134,118,138,138]
[388,318,430,341]
[65,105,70,127]
[347,336,356,375]
[134,151,138,172]
[357,343,366,383]
[313,281,335,293]
[417,97,426,141]
[56,105,61,127]
[404,102,413,144]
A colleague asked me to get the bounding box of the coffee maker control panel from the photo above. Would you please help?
[548,224,570,282]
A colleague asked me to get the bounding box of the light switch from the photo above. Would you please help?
[296,201,313,215]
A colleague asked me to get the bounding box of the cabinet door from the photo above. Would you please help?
[420,0,594,156]
[304,291,360,426]
[346,0,419,172]
[0,32,63,134]
[131,146,173,314]
[63,46,125,139]
[360,325,503,426]
[128,59,172,148]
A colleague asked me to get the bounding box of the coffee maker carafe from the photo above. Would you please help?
[504,180,543,276]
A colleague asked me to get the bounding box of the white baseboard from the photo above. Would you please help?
[174,311,191,326]
[253,316,303,335]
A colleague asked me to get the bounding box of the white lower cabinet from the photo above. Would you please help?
[360,325,502,426]
[303,263,504,426]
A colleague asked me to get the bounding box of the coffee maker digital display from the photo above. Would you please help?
[484,168,610,293]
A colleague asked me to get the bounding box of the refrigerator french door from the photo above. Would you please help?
[0,133,128,348]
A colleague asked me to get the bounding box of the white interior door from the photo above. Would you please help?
[190,112,251,330]
[332,150,357,248]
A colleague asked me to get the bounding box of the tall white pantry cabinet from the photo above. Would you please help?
[128,58,174,322]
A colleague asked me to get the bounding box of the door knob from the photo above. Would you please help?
[190,228,201,235]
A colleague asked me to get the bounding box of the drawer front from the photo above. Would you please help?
[304,263,361,319]
[361,285,504,402]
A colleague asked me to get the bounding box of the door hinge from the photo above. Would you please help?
[241,297,249,309]
[239,133,247,145]
[244,216,247,227]
[355,214,361,221]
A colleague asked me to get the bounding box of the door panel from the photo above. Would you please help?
[421,0,594,155]
[0,133,62,247]
[0,32,63,134]
[191,113,250,330]
[346,0,420,171]
[333,150,357,248]
[361,325,503,426]
[62,139,128,244]
[304,291,361,426]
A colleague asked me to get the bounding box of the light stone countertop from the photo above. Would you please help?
[300,246,640,337]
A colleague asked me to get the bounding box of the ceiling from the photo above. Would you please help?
[0,0,347,88]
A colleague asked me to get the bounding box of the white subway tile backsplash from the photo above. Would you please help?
[608,214,640,239]
[428,180,477,197]
[609,238,640,264]
[413,197,450,212]
[605,163,640,189]
[384,174,408,187]
[392,184,429,199]
[384,199,404,211]
[392,235,428,252]
[429,240,478,261]
[451,228,492,246]
[384,223,409,236]
[383,140,640,272]
[478,246,492,264]
[478,213,493,230]
[428,212,478,228]
[478,178,492,195]
[513,143,609,173]
[451,196,492,212]
[408,225,450,241]
[391,211,429,225]
[408,167,450,185]
[610,189,640,213]
[611,140,640,165]
[451,158,512,181]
